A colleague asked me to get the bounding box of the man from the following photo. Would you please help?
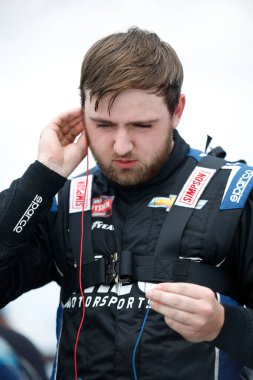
[0,27,253,380]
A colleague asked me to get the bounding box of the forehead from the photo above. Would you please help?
[84,89,169,120]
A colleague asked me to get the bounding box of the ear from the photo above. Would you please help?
[172,94,186,129]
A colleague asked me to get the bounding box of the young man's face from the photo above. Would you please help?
[84,89,184,186]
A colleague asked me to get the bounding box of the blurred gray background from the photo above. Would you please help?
[0,0,252,364]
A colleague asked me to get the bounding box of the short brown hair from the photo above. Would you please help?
[79,27,183,114]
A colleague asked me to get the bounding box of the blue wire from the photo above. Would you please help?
[132,306,150,380]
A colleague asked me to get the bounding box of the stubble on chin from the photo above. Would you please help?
[86,129,174,187]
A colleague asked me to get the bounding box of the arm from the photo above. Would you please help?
[0,108,87,307]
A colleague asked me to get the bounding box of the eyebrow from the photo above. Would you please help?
[89,116,159,125]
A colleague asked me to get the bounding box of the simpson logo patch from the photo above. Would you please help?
[148,196,177,212]
[175,167,216,208]
[92,196,114,217]
[69,175,93,213]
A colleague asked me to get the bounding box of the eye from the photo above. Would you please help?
[96,123,113,128]
[134,123,152,129]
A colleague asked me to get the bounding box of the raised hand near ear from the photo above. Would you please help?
[38,108,87,177]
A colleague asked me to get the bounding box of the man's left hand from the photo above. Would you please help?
[145,282,224,342]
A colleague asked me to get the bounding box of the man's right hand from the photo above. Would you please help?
[38,108,87,177]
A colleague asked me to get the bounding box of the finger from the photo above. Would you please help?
[59,120,85,146]
[55,108,83,126]
[148,282,214,300]
[147,288,199,314]
[61,115,84,134]
[163,317,199,341]
[149,298,197,325]
[150,300,190,324]
[51,109,83,133]
[61,118,85,136]
[75,131,88,156]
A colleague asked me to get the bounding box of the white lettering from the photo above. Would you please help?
[138,297,146,308]
[92,296,101,307]
[13,195,43,233]
[91,220,114,231]
[72,297,77,308]
[99,296,109,307]
[85,296,92,307]
[230,169,253,204]
[107,296,118,307]
[126,297,135,309]
[117,298,126,309]
[64,282,158,311]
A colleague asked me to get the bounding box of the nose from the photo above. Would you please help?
[113,127,133,156]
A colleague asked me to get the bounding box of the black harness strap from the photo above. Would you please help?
[154,155,225,282]
[154,155,225,260]
[61,258,106,302]
[132,255,238,297]
[59,174,95,302]
[61,254,238,302]
[68,210,94,264]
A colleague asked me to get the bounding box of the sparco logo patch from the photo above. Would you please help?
[175,167,216,208]
[69,175,92,213]
[13,195,43,233]
[220,165,253,210]
[229,169,253,204]
[92,196,114,217]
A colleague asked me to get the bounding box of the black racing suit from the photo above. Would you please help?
[1,131,253,380]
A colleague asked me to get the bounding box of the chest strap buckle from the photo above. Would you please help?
[105,253,119,284]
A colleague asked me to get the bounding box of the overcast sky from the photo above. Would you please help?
[1,0,253,356]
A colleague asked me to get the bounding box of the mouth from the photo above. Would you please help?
[113,159,138,169]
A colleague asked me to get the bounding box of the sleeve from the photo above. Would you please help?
[0,161,66,308]
[212,192,253,368]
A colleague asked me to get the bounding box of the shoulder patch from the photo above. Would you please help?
[175,166,216,208]
[220,164,253,210]
[69,175,93,213]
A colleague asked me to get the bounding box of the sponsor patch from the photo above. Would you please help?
[69,175,93,213]
[220,165,253,210]
[13,194,43,233]
[92,196,114,217]
[175,167,216,208]
[148,195,177,212]
[91,221,114,231]
[195,199,208,209]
